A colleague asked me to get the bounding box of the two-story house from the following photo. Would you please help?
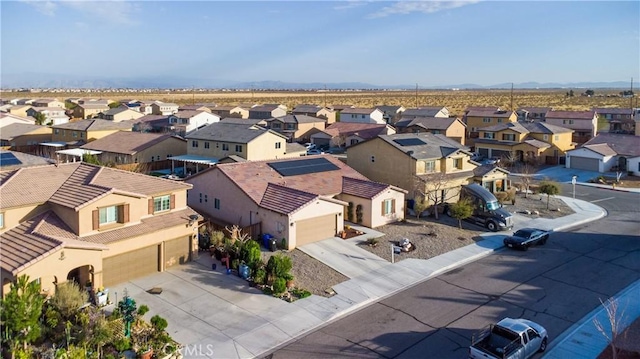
[464,109,517,149]
[394,117,467,145]
[209,106,250,119]
[99,107,145,122]
[400,106,450,119]
[0,113,36,128]
[545,110,598,145]
[248,104,287,119]
[346,133,506,205]
[593,107,635,134]
[517,107,552,122]
[475,122,575,165]
[375,105,406,124]
[80,131,187,168]
[151,102,179,116]
[291,104,336,124]
[73,104,110,119]
[31,98,65,108]
[0,123,52,150]
[310,122,396,149]
[339,108,385,124]
[264,115,326,143]
[50,119,133,147]
[171,110,221,135]
[185,156,406,249]
[0,162,198,296]
[26,107,70,125]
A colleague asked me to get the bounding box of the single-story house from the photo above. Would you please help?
[565,133,640,175]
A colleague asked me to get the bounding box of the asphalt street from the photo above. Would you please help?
[265,186,640,359]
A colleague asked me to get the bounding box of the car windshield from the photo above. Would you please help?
[486,200,501,211]
[514,229,533,238]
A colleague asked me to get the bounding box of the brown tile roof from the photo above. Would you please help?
[592,108,633,115]
[49,164,112,209]
[466,109,515,118]
[522,139,551,149]
[582,133,640,157]
[174,110,205,118]
[473,164,508,177]
[405,117,460,131]
[402,107,446,117]
[341,177,390,199]
[259,183,318,215]
[267,114,323,124]
[583,143,617,156]
[81,132,183,155]
[321,122,389,139]
[0,123,48,140]
[546,110,596,120]
[250,104,283,112]
[520,122,573,134]
[52,119,132,131]
[1,163,80,208]
[480,121,529,133]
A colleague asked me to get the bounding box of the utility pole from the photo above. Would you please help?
[415,83,418,108]
[510,82,514,110]
[630,77,634,110]
[324,84,327,107]
[192,85,195,105]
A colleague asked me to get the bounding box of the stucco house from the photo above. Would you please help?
[394,116,467,145]
[465,109,517,137]
[565,133,640,175]
[185,156,406,249]
[73,104,110,119]
[8,105,33,118]
[339,108,385,124]
[517,107,552,122]
[99,107,145,122]
[179,105,212,113]
[50,119,133,146]
[173,111,221,135]
[26,107,70,125]
[475,122,575,165]
[346,133,509,205]
[291,104,336,124]
[545,110,598,145]
[375,105,406,124]
[248,104,287,119]
[32,99,65,108]
[593,107,635,134]
[151,102,179,116]
[310,122,396,149]
[401,107,450,119]
[209,106,250,119]
[80,131,187,167]
[264,114,326,142]
[0,123,52,150]
[0,113,36,128]
[0,162,198,296]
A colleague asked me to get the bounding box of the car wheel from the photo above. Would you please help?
[486,221,498,232]
[521,244,529,251]
[540,237,548,245]
[538,337,548,352]
[446,206,453,217]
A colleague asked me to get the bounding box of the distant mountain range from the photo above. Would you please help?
[0,73,633,90]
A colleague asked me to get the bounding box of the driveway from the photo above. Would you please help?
[533,166,603,183]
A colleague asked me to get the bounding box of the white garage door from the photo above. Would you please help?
[296,215,337,246]
[570,156,599,171]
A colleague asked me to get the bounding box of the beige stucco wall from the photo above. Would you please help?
[187,133,287,161]
[338,190,405,228]
[467,113,517,131]
[10,131,52,147]
[288,199,344,249]
[97,137,187,164]
[445,121,467,145]
[294,122,325,142]
[347,139,415,194]
[0,204,51,233]
[112,110,144,122]
[318,108,336,124]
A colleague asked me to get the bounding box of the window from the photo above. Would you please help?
[543,134,549,141]
[235,145,243,152]
[216,142,219,148]
[502,134,516,141]
[285,124,295,130]
[204,195,208,203]
[54,129,59,134]
[483,132,495,139]
[497,119,503,123]
[0,212,4,229]
[154,195,171,212]
[483,118,491,123]
[191,140,198,148]
[382,199,395,215]
[204,142,210,149]
[99,206,117,225]
[431,130,441,134]
[275,142,281,149]
[554,135,559,141]
[80,132,84,138]
[350,139,359,145]
[222,144,229,151]
[214,198,221,210]
[425,160,436,172]
[199,193,202,203]
[73,131,78,138]
[453,158,462,169]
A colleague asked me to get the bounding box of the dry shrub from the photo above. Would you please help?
[495,192,509,204]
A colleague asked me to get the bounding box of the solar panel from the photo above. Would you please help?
[393,138,426,146]
[0,153,22,167]
[268,157,339,177]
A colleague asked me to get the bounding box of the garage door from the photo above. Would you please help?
[165,237,190,268]
[478,148,489,158]
[103,245,159,287]
[296,215,337,246]
[491,149,509,159]
[570,156,599,171]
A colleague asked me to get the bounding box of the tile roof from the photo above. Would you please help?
[133,114,167,123]
[52,119,133,131]
[250,104,283,112]
[546,110,596,120]
[479,121,529,133]
[330,105,355,111]
[174,110,206,118]
[267,114,323,124]
[78,103,110,109]
[185,122,284,143]
[321,122,390,139]
[219,118,265,126]
[0,150,53,170]
[593,108,633,115]
[473,164,508,177]
[520,122,573,134]
[340,108,377,115]
[101,107,130,115]
[465,106,501,112]
[583,143,618,156]
[522,138,551,149]
[0,162,191,210]
[374,133,469,160]
[466,109,515,118]
[582,133,640,157]
[292,105,323,113]
[401,117,460,130]
[518,107,552,113]
[401,108,445,117]
[259,183,318,215]
[417,170,474,183]
[0,123,47,139]
[375,105,404,113]
[341,176,390,199]
[81,132,183,154]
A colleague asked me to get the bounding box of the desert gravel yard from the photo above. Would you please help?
[271,194,573,298]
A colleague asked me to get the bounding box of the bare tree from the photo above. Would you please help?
[330,134,347,149]
[594,297,626,359]
[412,172,458,220]
[516,163,537,198]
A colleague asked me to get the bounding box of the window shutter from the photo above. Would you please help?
[92,209,99,230]
[381,201,385,215]
[117,206,124,223]
[148,198,154,214]
[170,194,176,209]
[391,199,396,214]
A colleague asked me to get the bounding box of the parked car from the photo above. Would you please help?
[445,184,514,232]
[484,157,501,165]
[304,143,316,150]
[306,149,324,155]
[503,228,549,250]
[470,317,548,359]
[471,153,484,162]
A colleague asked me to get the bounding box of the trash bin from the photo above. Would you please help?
[262,233,273,249]
[269,238,278,252]
[211,263,217,271]
[239,263,250,279]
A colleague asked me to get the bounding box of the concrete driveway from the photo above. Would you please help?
[533,166,603,183]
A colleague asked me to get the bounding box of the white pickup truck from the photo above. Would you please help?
[469,318,548,359]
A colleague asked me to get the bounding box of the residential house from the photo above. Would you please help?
[0,150,52,170]
[73,103,110,119]
[394,117,467,145]
[517,107,552,122]
[401,106,450,119]
[185,156,406,249]
[265,115,326,142]
[248,104,287,119]
[32,99,65,108]
[339,108,385,124]
[0,162,198,296]
[172,111,220,135]
[26,107,70,125]
[545,110,598,144]
[0,113,36,128]
[15,99,35,106]
[50,119,133,146]
[475,122,575,165]
[310,122,396,149]
[99,107,145,122]
[219,117,268,127]
[464,109,517,148]
[77,99,114,106]
[0,104,13,113]
[0,124,52,150]
[8,105,33,118]
[593,107,635,134]
[292,104,336,124]
[566,133,640,175]
[80,131,187,167]
[151,102,179,116]
[179,105,212,113]
[346,133,508,204]
[209,106,249,119]
[375,105,406,124]
[329,104,355,122]
[635,108,640,136]
[472,164,512,194]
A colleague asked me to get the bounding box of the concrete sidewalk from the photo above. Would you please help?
[109,194,628,359]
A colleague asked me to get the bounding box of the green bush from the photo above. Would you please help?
[150,315,168,332]
[272,277,287,295]
[266,254,293,279]
[290,288,311,299]
[137,304,149,316]
[253,268,266,285]
[240,240,262,270]
[114,337,131,352]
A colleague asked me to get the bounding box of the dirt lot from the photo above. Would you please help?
[272,194,572,297]
[598,316,640,359]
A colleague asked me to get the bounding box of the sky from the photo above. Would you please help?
[1,0,639,87]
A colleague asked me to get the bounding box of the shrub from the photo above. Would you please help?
[266,255,293,279]
[114,337,131,352]
[253,268,266,285]
[290,288,311,299]
[150,315,168,332]
[137,304,149,316]
[240,240,262,270]
[50,281,88,320]
[367,237,379,246]
[495,191,509,203]
[272,277,287,295]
